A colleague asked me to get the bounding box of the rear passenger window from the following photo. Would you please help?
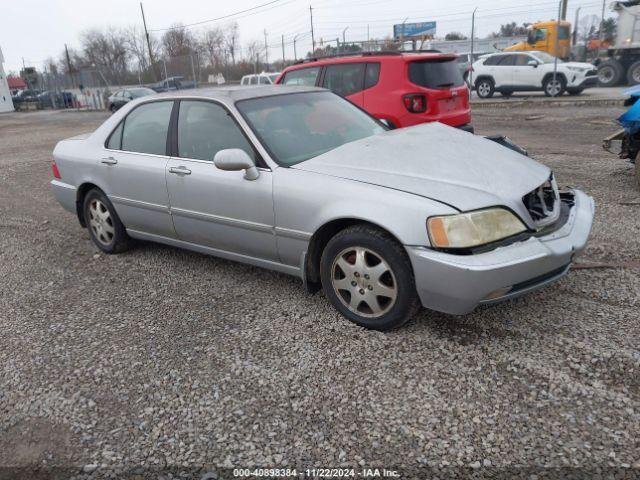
[364,63,380,89]
[107,122,123,150]
[497,55,517,66]
[483,56,501,66]
[250,76,259,85]
[322,63,365,97]
[121,101,173,155]
[281,67,320,86]
[177,100,255,162]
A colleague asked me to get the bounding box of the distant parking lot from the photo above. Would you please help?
[470,86,627,103]
[1,106,639,477]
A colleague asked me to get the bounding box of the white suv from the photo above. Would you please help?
[471,51,598,98]
[240,72,280,86]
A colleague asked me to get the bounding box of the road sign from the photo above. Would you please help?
[393,21,436,39]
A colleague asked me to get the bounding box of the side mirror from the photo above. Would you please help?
[527,60,539,67]
[213,149,260,181]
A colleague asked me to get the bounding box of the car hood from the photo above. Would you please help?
[292,122,550,225]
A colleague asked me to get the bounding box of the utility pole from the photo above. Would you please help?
[367,24,370,51]
[598,0,607,59]
[293,33,301,61]
[470,8,477,99]
[140,2,157,81]
[553,0,561,95]
[264,29,269,68]
[282,35,285,64]
[310,6,316,53]
[64,44,74,88]
[573,7,581,45]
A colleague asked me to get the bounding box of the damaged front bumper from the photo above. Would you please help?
[406,189,595,315]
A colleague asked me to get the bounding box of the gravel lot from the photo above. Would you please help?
[0,105,639,479]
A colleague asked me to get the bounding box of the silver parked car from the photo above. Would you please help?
[51,86,594,330]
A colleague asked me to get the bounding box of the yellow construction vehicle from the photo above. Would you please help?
[504,20,572,59]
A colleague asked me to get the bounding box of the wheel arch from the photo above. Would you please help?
[76,182,104,227]
[303,218,405,293]
[474,75,494,87]
[541,71,567,86]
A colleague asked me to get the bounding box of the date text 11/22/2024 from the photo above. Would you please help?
[232,468,401,477]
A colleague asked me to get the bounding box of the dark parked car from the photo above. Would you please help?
[149,76,196,93]
[107,87,156,112]
[37,91,75,109]
[11,89,41,108]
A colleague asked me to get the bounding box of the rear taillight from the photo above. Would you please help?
[51,160,61,179]
[403,94,427,113]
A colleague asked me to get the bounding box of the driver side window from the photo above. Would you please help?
[177,100,255,162]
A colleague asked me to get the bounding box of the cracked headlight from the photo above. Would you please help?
[427,208,527,249]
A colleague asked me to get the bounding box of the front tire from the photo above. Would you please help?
[475,78,495,99]
[320,225,420,331]
[543,76,566,97]
[83,189,131,254]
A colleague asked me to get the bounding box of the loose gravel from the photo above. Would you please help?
[0,106,639,479]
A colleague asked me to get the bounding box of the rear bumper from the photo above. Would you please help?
[51,180,77,214]
[406,189,595,315]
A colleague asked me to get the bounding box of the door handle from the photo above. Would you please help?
[101,157,118,165]
[169,166,192,175]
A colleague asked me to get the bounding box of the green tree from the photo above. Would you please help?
[445,32,468,41]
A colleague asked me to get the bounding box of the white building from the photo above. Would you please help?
[0,46,15,113]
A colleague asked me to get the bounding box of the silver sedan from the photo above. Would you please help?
[51,86,594,330]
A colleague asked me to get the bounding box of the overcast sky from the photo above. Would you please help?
[1,0,609,73]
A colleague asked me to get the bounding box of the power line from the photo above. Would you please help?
[149,0,290,32]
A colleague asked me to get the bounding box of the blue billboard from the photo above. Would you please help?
[393,21,436,39]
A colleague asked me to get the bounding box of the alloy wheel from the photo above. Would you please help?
[546,78,562,96]
[478,82,491,97]
[331,246,397,318]
[88,199,115,246]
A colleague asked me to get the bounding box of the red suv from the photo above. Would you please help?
[276,51,472,132]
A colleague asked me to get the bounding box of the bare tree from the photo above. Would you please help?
[201,26,226,69]
[81,27,130,84]
[245,40,263,73]
[224,22,240,65]
[578,14,600,42]
[161,24,196,58]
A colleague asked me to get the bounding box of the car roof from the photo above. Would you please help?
[154,85,325,102]
[284,51,456,69]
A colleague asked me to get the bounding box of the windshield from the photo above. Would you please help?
[268,74,279,83]
[236,91,385,166]
[130,88,155,98]
[530,51,562,64]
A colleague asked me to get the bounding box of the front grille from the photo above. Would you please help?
[585,69,598,77]
[522,174,559,225]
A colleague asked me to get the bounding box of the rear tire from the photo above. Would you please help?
[627,60,640,85]
[543,76,566,97]
[598,59,624,87]
[320,225,420,331]
[83,189,131,254]
[475,78,495,99]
